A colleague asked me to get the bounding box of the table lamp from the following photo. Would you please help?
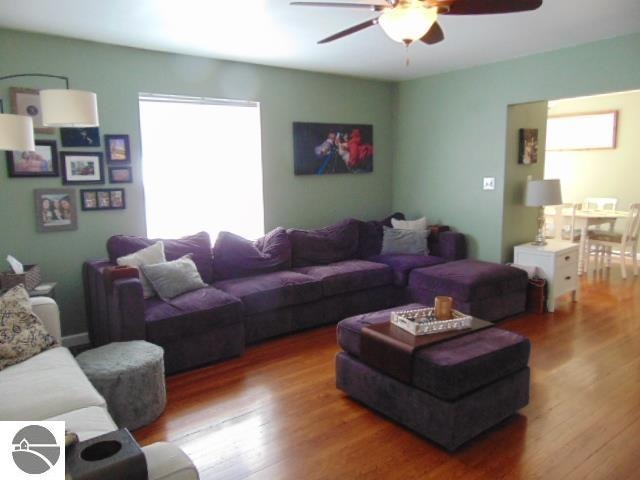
[525,179,562,246]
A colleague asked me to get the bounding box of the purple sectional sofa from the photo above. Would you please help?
[83,214,468,374]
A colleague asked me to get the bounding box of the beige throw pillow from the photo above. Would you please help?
[117,241,165,298]
[0,285,58,370]
[391,217,428,231]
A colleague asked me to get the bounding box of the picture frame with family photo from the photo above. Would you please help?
[60,152,105,184]
[80,188,126,211]
[34,188,78,232]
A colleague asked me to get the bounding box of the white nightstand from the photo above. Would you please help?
[514,240,580,312]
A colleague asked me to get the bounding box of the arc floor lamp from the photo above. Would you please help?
[0,73,99,151]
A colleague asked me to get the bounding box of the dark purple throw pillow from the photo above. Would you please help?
[356,212,405,259]
[288,218,360,267]
[212,227,291,280]
[106,231,214,284]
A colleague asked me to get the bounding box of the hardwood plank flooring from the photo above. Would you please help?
[135,269,640,479]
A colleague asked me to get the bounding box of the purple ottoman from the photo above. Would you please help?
[408,259,528,321]
[336,304,530,451]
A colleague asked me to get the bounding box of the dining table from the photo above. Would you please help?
[558,208,629,274]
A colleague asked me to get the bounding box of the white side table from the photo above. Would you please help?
[514,240,580,312]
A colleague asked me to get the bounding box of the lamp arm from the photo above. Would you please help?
[0,73,70,89]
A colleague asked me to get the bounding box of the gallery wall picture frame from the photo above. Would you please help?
[34,188,78,232]
[104,134,131,163]
[60,151,105,184]
[293,122,374,175]
[60,127,101,147]
[10,87,55,134]
[6,140,59,178]
[80,188,126,211]
[108,166,132,184]
[518,128,539,165]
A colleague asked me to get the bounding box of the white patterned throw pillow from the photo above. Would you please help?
[0,285,58,370]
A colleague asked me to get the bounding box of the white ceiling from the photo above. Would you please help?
[0,0,639,81]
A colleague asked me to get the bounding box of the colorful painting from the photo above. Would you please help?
[518,128,539,164]
[293,122,373,175]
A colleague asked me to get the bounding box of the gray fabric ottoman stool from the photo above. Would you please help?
[336,304,530,451]
[408,259,528,321]
[77,341,166,431]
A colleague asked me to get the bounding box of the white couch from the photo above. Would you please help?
[0,297,199,480]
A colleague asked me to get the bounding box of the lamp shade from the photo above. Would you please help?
[379,4,437,43]
[525,179,563,206]
[0,113,35,151]
[40,89,99,127]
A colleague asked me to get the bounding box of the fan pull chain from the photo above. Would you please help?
[405,44,410,67]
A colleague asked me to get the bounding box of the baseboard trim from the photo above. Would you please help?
[62,332,90,348]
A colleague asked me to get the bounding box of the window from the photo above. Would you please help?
[139,94,264,240]
[546,111,618,151]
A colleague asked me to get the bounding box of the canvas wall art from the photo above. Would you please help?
[518,128,539,164]
[293,122,373,175]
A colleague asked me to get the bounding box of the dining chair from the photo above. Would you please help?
[586,203,640,279]
[583,197,618,211]
[544,203,581,241]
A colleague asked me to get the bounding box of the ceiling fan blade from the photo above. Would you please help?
[318,18,379,44]
[291,1,387,10]
[445,0,543,15]
[420,21,444,45]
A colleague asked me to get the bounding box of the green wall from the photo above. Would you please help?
[0,29,396,336]
[393,33,640,261]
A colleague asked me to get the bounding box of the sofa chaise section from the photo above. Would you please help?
[0,297,199,480]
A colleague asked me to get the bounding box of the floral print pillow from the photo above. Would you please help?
[0,285,58,370]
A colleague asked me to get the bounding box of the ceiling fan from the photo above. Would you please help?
[291,0,543,46]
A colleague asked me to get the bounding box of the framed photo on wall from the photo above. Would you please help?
[104,134,131,163]
[293,122,374,175]
[60,127,101,147]
[6,140,59,177]
[108,166,132,183]
[518,128,539,164]
[34,188,78,232]
[80,188,126,211]
[10,87,55,134]
[60,152,105,184]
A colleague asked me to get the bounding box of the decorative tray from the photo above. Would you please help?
[390,307,473,336]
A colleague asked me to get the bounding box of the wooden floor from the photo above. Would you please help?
[135,268,640,480]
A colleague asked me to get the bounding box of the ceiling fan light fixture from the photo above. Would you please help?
[378,3,437,44]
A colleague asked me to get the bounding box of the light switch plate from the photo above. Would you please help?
[483,177,495,190]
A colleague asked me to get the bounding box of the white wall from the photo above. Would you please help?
[544,90,640,233]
